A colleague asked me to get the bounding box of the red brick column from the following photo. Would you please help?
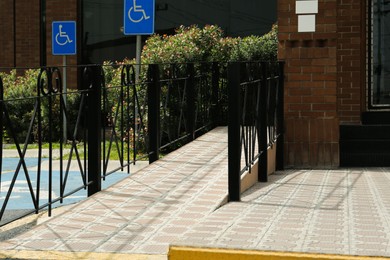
[278,0,339,167]
[337,0,364,123]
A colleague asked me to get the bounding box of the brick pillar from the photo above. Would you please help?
[278,0,339,167]
[337,0,364,123]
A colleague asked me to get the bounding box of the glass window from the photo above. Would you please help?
[371,0,390,107]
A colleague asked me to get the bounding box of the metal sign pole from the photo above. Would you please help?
[52,21,76,141]
[63,55,67,142]
[136,35,142,82]
[124,0,155,152]
[135,35,142,151]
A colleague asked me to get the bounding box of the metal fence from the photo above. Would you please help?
[0,62,224,226]
[0,61,283,225]
[228,61,284,201]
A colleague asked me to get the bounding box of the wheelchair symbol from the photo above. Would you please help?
[128,0,150,23]
[55,25,73,46]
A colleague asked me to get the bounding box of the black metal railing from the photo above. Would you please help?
[228,61,284,201]
[147,62,223,160]
[0,60,284,224]
[0,62,224,225]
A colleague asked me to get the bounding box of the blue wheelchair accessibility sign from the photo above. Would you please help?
[124,0,155,35]
[52,21,77,55]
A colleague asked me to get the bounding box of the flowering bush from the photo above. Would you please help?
[230,24,278,62]
[142,25,223,64]
[142,24,278,63]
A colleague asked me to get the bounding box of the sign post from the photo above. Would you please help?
[124,0,155,151]
[124,0,155,80]
[52,21,77,142]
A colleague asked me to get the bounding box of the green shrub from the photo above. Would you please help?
[142,25,225,64]
[0,24,278,145]
[141,24,278,63]
[1,69,38,143]
[0,69,83,143]
[230,24,278,62]
[210,36,240,63]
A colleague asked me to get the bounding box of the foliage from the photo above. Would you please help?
[0,24,278,147]
[100,60,149,154]
[0,69,82,143]
[1,69,38,143]
[141,24,278,63]
[142,25,225,63]
[230,24,278,62]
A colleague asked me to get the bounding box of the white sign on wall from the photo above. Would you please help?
[296,0,318,32]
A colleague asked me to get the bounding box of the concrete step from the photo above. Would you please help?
[340,124,390,167]
[362,111,390,125]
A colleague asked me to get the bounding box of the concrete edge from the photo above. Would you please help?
[168,246,390,260]
[0,250,166,260]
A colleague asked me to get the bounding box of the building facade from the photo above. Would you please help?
[0,0,276,67]
[278,0,390,168]
[2,0,387,168]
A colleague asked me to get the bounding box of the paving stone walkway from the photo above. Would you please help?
[175,168,390,258]
[1,127,390,258]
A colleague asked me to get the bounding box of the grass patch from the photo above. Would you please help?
[3,142,148,161]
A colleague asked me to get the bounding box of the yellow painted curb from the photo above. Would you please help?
[168,246,390,260]
[0,250,166,260]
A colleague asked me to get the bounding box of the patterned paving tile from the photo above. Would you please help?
[174,168,390,258]
[1,128,390,258]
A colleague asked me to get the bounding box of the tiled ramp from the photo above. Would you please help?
[1,127,390,259]
[0,127,230,258]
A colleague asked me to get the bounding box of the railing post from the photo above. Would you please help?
[148,64,160,163]
[259,62,268,182]
[276,62,285,171]
[87,65,102,196]
[228,62,241,202]
[212,62,220,127]
[187,63,195,140]
[0,76,3,194]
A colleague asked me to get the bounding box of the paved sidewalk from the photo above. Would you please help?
[174,168,390,258]
[0,127,390,258]
[0,127,230,257]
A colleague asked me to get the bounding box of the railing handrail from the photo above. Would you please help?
[0,60,284,225]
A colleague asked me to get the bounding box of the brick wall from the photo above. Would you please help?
[337,0,364,123]
[0,0,40,68]
[0,1,79,88]
[15,0,40,68]
[278,0,366,167]
[278,0,340,167]
[0,0,15,68]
